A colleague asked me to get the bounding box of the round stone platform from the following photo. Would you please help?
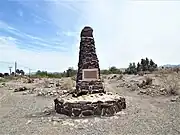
[54,93,126,117]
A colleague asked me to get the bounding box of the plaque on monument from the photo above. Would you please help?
[82,68,99,80]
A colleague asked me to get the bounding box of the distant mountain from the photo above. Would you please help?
[160,64,180,68]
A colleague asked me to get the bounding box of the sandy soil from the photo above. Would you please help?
[0,75,180,135]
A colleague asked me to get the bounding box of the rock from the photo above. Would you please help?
[37,91,43,96]
[72,108,81,116]
[139,89,147,94]
[94,107,102,115]
[131,86,138,91]
[62,90,68,94]
[171,96,180,102]
[160,88,166,92]
[26,120,32,125]
[107,92,113,95]
[52,117,61,122]
[14,86,28,92]
[82,110,94,116]
[27,78,34,83]
[82,119,89,123]
[127,84,131,88]
[8,87,13,90]
[53,121,58,125]
[22,92,28,95]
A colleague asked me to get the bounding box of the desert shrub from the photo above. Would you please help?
[43,80,50,88]
[71,76,76,81]
[0,78,6,83]
[61,78,75,90]
[101,67,122,75]
[168,83,179,95]
[66,67,76,77]
[138,71,144,76]
[160,74,180,95]
[155,69,174,75]
[138,77,153,88]
[0,76,16,82]
[0,73,4,77]
[117,74,123,80]
[34,68,77,78]
[145,77,153,85]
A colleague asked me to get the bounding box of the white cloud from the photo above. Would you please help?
[80,0,180,68]
[0,37,74,73]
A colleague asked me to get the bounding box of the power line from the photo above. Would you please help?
[0,61,35,70]
[0,61,36,74]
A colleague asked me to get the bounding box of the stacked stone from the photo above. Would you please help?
[54,93,126,117]
[76,26,104,95]
[75,80,104,96]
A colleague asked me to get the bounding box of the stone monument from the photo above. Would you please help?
[54,26,126,117]
[75,26,104,96]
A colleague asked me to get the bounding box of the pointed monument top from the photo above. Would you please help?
[80,26,93,37]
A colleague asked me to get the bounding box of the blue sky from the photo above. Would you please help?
[0,0,180,73]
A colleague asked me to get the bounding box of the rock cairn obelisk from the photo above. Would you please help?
[75,26,104,96]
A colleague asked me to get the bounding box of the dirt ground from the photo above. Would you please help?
[0,74,180,135]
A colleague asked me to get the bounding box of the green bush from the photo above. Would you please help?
[101,67,122,75]
[125,57,158,75]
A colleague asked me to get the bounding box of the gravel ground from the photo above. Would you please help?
[0,78,180,135]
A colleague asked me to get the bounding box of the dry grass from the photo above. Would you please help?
[138,76,153,88]
[160,73,180,95]
[43,80,50,88]
[71,76,76,81]
[116,74,123,80]
[145,77,153,85]
[61,78,75,90]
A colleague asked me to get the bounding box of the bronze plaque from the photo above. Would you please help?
[82,69,98,80]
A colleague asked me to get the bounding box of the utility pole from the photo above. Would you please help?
[8,66,12,75]
[14,61,17,76]
[29,68,31,77]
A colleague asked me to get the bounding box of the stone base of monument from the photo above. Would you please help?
[54,93,126,117]
[75,80,105,96]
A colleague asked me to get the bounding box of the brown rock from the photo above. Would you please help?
[72,108,81,116]
[82,110,94,116]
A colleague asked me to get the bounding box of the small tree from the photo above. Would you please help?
[16,69,20,74]
[66,67,76,77]
[125,63,137,74]
[149,59,157,71]
[109,66,122,74]
[20,70,25,75]
[125,57,158,74]
[137,62,141,72]
[141,59,146,71]
[145,57,149,71]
